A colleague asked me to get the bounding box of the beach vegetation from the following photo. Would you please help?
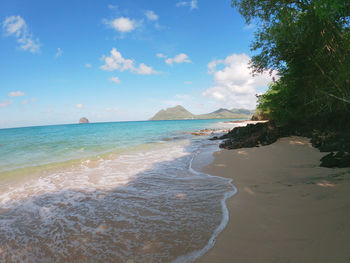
[232,0,350,129]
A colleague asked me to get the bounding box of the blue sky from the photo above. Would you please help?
[0,0,275,128]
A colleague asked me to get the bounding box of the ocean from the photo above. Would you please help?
[0,119,239,262]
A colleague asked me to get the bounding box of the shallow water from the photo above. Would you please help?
[0,120,238,262]
[0,119,235,173]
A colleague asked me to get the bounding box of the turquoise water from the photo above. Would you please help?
[0,119,234,173]
[0,119,239,262]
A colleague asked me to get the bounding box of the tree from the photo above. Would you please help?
[232,0,350,127]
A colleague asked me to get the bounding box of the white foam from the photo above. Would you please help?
[0,139,236,262]
[171,144,237,263]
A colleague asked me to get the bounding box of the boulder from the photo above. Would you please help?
[216,121,279,150]
[320,151,350,168]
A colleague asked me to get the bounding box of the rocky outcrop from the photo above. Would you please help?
[211,121,350,168]
[320,151,350,168]
[311,130,350,168]
[79,117,89,124]
[215,121,279,149]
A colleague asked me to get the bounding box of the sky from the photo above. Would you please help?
[0,0,275,128]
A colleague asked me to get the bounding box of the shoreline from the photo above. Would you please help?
[0,124,234,262]
[196,136,350,263]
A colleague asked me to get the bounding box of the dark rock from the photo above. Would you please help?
[320,151,350,168]
[210,121,350,168]
[218,121,279,150]
[311,130,350,153]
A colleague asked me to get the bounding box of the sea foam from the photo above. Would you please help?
[0,138,235,263]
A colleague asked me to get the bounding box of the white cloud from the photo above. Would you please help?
[176,0,198,10]
[108,4,117,9]
[55,48,63,58]
[243,19,256,30]
[76,104,83,109]
[145,10,162,29]
[105,107,119,112]
[165,53,191,65]
[3,16,25,36]
[0,100,12,108]
[157,53,191,65]
[202,53,277,109]
[110,76,121,84]
[101,48,158,75]
[176,2,188,7]
[21,98,36,104]
[184,81,192,85]
[156,53,167,58]
[101,48,134,71]
[85,63,92,68]
[208,59,222,73]
[2,16,40,53]
[243,23,255,30]
[190,0,199,9]
[105,17,137,33]
[137,63,155,75]
[145,10,158,21]
[8,91,25,97]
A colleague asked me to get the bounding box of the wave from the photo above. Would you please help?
[0,138,236,262]
[172,144,237,263]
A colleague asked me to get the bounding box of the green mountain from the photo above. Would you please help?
[150,105,195,120]
[198,108,243,119]
[230,108,253,115]
[149,105,253,120]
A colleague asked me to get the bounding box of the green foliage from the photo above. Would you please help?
[232,0,350,128]
[197,108,252,119]
[255,81,291,124]
[230,108,254,115]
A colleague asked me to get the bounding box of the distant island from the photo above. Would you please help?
[149,105,253,120]
[79,117,89,124]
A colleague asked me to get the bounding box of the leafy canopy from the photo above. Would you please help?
[232,0,350,127]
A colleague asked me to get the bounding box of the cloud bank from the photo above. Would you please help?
[203,53,277,109]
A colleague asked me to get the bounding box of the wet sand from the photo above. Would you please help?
[197,137,350,263]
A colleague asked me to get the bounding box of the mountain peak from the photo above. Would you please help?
[212,108,231,114]
[150,106,253,121]
[150,105,194,120]
[173,105,186,110]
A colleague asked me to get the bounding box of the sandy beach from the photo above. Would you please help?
[197,136,350,263]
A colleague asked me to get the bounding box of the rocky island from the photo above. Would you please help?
[79,117,89,124]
